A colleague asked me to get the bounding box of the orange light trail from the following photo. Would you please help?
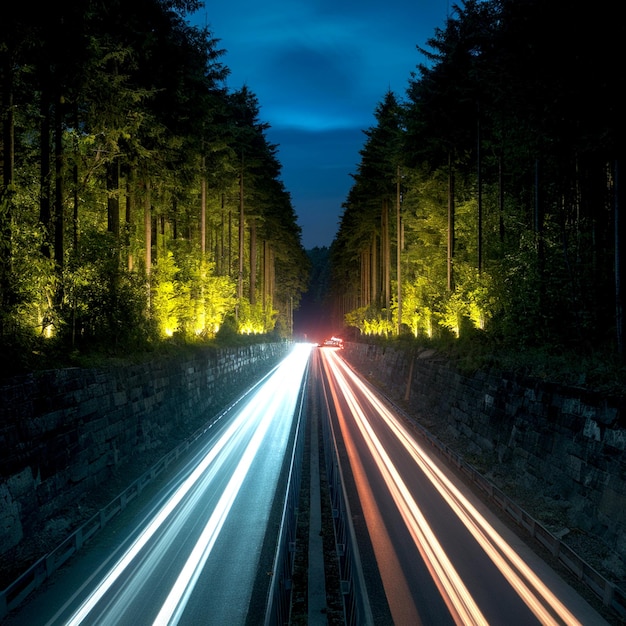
[321,348,582,626]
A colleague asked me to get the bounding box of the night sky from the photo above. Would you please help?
[191,1,449,249]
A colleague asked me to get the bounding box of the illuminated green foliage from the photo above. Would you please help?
[0,0,307,366]
[237,296,277,335]
[333,0,625,355]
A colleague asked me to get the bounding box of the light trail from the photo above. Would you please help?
[321,348,583,626]
[153,381,283,625]
[322,349,487,625]
[50,343,312,626]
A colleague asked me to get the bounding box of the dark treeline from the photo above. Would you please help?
[330,0,625,359]
[0,0,308,371]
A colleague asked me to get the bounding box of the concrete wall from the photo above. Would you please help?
[342,342,626,577]
[0,343,289,561]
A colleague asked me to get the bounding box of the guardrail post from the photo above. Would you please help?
[603,581,615,608]
[45,553,55,577]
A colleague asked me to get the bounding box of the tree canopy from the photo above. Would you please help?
[0,0,308,372]
[331,0,626,356]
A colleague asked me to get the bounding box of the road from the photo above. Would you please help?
[4,343,312,626]
[316,345,610,625]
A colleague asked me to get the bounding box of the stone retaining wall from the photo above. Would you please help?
[343,342,626,577]
[0,343,289,561]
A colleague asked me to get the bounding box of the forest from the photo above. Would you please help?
[0,0,309,374]
[330,0,626,365]
[2,0,625,379]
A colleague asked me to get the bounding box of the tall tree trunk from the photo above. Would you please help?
[228,202,233,279]
[498,151,505,244]
[172,198,178,240]
[269,245,274,306]
[200,155,206,256]
[380,211,384,307]
[361,248,370,308]
[144,178,152,277]
[382,198,391,311]
[107,158,120,239]
[54,94,64,269]
[72,134,79,255]
[615,159,625,355]
[159,215,166,257]
[396,165,402,333]
[263,240,274,313]
[447,152,455,292]
[477,104,482,274]
[371,234,378,306]
[1,55,14,320]
[249,217,257,305]
[262,240,268,306]
[126,167,134,271]
[150,215,158,263]
[238,164,244,300]
[40,91,52,259]
[219,193,225,275]
[69,103,79,346]
[534,159,545,320]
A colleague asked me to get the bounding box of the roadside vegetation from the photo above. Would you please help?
[329,0,626,384]
[0,0,309,380]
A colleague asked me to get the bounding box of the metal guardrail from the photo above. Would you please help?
[319,378,374,626]
[1,353,306,624]
[263,364,308,626]
[386,395,626,621]
[0,383,260,621]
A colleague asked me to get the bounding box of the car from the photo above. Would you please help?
[321,336,343,348]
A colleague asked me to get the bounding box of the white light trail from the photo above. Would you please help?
[54,343,311,626]
[153,381,284,625]
[322,348,582,626]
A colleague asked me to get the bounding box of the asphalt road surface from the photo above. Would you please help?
[317,345,610,626]
[4,343,613,625]
[4,343,312,626]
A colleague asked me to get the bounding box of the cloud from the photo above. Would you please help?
[193,0,449,247]
[269,43,357,97]
[258,42,366,131]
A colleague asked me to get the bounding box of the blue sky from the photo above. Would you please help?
[191,1,449,248]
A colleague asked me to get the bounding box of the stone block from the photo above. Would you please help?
[78,397,100,419]
[7,467,34,499]
[0,482,23,550]
[603,428,626,451]
[583,418,602,442]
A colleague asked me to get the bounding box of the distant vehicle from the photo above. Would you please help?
[321,336,344,348]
